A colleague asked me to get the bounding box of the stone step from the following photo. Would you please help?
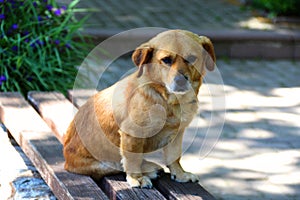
[82,29,300,59]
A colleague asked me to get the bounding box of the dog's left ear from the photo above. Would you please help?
[132,44,153,78]
[199,36,216,71]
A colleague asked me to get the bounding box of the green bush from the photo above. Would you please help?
[251,0,300,16]
[0,0,89,95]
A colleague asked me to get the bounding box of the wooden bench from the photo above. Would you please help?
[0,91,216,200]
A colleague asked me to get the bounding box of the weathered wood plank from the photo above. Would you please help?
[29,91,166,200]
[27,91,77,143]
[100,175,166,200]
[67,89,97,108]
[69,90,216,200]
[153,174,216,200]
[0,92,108,200]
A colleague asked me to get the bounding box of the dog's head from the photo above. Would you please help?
[132,30,216,95]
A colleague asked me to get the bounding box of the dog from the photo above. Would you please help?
[63,29,216,188]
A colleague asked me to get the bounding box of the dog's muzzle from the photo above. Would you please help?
[166,74,191,94]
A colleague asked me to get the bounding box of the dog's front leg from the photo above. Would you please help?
[119,131,152,188]
[164,131,199,183]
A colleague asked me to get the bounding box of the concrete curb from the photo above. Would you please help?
[82,28,300,59]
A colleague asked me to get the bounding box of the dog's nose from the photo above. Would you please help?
[174,75,188,87]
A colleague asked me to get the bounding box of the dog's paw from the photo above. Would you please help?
[139,176,153,188]
[171,172,199,183]
[126,175,153,188]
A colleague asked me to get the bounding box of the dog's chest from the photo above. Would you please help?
[166,101,198,127]
[154,102,198,148]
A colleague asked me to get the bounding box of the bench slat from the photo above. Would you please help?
[101,175,166,200]
[69,89,216,200]
[0,92,108,200]
[154,174,216,200]
[67,89,97,108]
[28,91,166,200]
[27,91,77,143]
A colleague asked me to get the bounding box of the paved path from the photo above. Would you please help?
[75,0,300,59]
[78,0,251,31]
[76,0,298,31]
[194,59,300,200]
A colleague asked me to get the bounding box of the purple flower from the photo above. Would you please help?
[54,9,62,16]
[54,39,60,45]
[0,75,7,86]
[30,39,44,48]
[33,1,37,7]
[0,0,4,3]
[0,14,5,20]
[65,43,71,49]
[30,43,36,48]
[37,40,44,46]
[61,5,67,10]
[46,4,53,10]
[22,31,30,42]
[0,75,6,82]
[12,24,18,29]
[22,30,29,36]
[12,46,18,51]
[37,16,43,21]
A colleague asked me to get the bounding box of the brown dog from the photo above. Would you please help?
[63,29,216,188]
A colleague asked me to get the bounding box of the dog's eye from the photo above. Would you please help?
[185,55,197,64]
[161,57,173,65]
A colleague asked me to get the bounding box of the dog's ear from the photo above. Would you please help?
[132,44,153,78]
[199,36,216,71]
